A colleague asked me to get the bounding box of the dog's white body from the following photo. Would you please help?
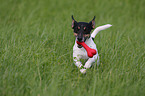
[73,24,112,74]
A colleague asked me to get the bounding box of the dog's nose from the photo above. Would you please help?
[77,37,82,41]
[77,32,83,41]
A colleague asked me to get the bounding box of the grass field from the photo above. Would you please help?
[0,0,145,96]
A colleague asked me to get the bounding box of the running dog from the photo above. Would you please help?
[72,15,112,74]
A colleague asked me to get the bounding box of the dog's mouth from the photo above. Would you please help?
[74,33,91,48]
[77,44,83,48]
[76,37,84,48]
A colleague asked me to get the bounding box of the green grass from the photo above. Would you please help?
[0,0,144,96]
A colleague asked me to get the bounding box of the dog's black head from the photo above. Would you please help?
[71,15,95,42]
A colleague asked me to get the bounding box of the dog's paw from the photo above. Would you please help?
[80,69,86,74]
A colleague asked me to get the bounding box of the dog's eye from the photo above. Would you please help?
[84,27,86,31]
[77,26,80,30]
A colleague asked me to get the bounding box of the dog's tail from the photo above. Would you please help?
[91,24,112,39]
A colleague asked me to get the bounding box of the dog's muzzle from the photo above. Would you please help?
[77,37,83,42]
[74,33,90,48]
[77,32,83,42]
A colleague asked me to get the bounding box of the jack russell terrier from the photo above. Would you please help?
[72,15,112,74]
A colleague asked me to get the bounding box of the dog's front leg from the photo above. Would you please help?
[84,54,98,69]
[73,52,87,74]
[73,55,83,68]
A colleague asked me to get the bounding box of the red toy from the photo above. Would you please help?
[76,41,97,58]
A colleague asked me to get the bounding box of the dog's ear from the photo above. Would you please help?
[72,15,77,29]
[89,16,95,29]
